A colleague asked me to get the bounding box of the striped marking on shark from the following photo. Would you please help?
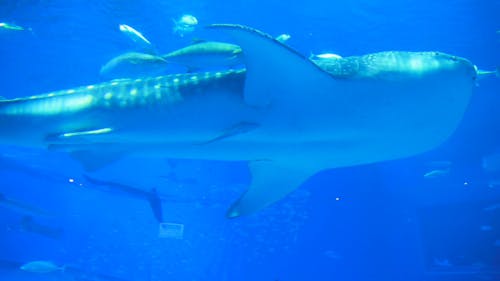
[2,71,243,116]
[0,69,245,147]
[0,24,478,218]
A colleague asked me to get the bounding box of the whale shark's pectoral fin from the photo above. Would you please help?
[227,160,317,218]
[208,24,338,108]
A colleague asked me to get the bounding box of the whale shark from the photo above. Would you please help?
[0,24,478,218]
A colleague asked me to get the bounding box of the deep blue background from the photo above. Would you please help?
[0,0,499,280]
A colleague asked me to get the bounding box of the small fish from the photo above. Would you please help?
[162,41,244,70]
[482,150,500,173]
[488,179,500,188]
[474,65,499,79]
[480,225,493,231]
[20,261,64,273]
[172,14,198,37]
[100,52,168,79]
[423,168,450,179]
[275,33,291,43]
[310,53,343,60]
[309,53,344,71]
[433,257,453,267]
[483,203,500,212]
[119,24,154,53]
[0,22,28,31]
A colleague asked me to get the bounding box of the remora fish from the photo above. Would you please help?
[100,52,168,79]
[161,41,244,70]
[101,42,242,79]
[275,33,291,43]
[20,260,64,273]
[0,24,478,218]
[161,36,290,70]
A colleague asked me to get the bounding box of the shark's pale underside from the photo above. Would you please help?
[0,24,477,217]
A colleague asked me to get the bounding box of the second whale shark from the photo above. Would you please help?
[0,25,478,217]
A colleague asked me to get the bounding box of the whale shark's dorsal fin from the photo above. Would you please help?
[208,24,338,108]
[209,24,337,217]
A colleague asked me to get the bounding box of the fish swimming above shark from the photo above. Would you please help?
[0,24,480,218]
[160,35,291,70]
[20,260,64,274]
[101,35,293,79]
[99,41,243,79]
[119,24,156,54]
[161,41,244,70]
[99,52,168,79]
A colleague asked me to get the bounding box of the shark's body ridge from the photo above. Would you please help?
[0,25,478,217]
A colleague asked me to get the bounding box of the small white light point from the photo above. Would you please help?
[68,178,74,183]
[463,181,469,186]
[335,197,340,201]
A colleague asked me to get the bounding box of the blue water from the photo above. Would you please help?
[0,0,499,280]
